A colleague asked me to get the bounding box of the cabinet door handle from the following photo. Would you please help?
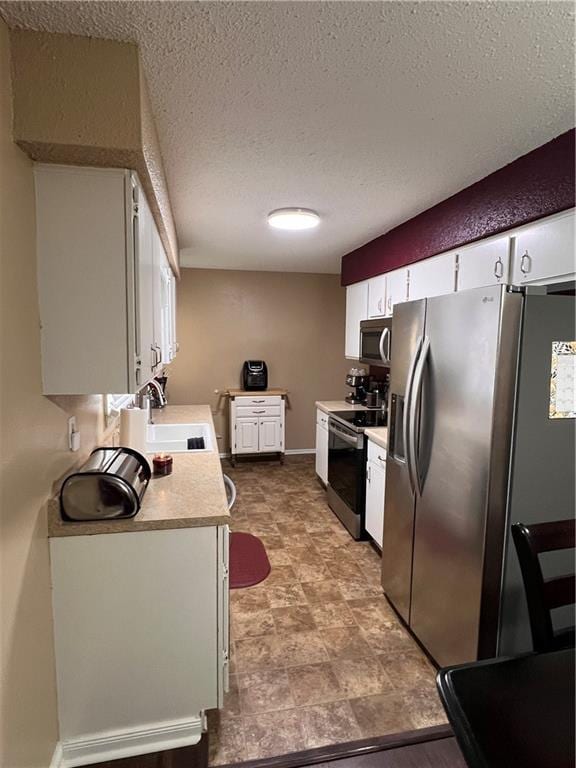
[387,296,392,313]
[520,251,532,275]
[378,298,382,313]
[253,410,266,414]
[378,454,386,462]
[156,344,163,366]
[494,258,504,279]
[252,400,265,403]
[151,345,158,367]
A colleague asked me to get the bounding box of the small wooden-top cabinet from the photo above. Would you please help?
[230,394,286,463]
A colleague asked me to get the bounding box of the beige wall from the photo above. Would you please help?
[0,20,110,766]
[168,269,350,452]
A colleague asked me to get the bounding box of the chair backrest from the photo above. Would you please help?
[512,519,575,653]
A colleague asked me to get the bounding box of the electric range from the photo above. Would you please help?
[326,409,387,540]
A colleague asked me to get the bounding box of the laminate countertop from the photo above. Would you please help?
[315,400,368,414]
[48,405,230,538]
[364,427,389,450]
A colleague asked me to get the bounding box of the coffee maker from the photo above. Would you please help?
[345,368,370,404]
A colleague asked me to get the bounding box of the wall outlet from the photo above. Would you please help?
[68,417,80,452]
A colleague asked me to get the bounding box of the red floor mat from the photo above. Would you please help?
[229,532,271,589]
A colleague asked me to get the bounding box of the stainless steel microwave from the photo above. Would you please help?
[359,318,392,367]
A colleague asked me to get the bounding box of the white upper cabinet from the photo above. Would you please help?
[368,275,387,318]
[345,280,369,359]
[511,211,575,286]
[35,164,175,395]
[136,185,156,384]
[408,252,456,302]
[384,268,409,316]
[456,237,510,291]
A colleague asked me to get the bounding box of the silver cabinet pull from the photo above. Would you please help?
[520,251,532,274]
[253,410,266,414]
[378,454,386,462]
[378,297,382,313]
[494,258,504,280]
[387,296,392,313]
[252,400,265,403]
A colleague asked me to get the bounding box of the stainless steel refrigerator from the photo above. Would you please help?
[382,284,575,667]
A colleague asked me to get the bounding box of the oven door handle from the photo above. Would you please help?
[328,423,360,448]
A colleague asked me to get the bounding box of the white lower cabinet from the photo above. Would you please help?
[230,396,285,460]
[511,211,575,286]
[50,526,229,761]
[345,280,369,358]
[365,440,386,547]
[235,418,260,453]
[315,409,329,484]
[408,252,456,301]
[259,418,283,452]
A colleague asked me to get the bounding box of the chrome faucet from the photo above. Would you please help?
[146,378,167,409]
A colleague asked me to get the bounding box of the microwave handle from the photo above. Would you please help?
[379,328,391,364]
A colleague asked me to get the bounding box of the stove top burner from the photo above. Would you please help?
[331,410,387,430]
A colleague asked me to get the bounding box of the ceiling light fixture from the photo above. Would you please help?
[267,208,320,230]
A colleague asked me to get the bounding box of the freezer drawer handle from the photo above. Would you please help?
[403,336,423,494]
[409,335,430,496]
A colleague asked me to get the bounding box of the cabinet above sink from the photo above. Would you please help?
[34,164,177,395]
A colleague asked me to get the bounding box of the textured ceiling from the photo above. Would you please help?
[1,1,574,274]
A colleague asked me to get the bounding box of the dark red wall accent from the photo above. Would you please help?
[341,129,575,286]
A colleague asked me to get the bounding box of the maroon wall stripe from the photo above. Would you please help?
[341,129,575,286]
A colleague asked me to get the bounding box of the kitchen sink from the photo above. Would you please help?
[146,423,214,453]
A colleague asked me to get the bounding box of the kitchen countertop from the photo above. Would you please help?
[364,427,388,449]
[227,388,288,397]
[48,405,230,538]
[315,400,368,414]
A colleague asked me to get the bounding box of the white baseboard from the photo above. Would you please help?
[57,716,203,767]
[50,743,63,768]
[219,449,315,459]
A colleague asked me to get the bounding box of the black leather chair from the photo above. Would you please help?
[511,518,575,653]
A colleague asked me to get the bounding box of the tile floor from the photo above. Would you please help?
[208,456,447,765]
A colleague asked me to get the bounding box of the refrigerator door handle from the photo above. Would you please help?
[403,335,422,493]
[409,335,430,496]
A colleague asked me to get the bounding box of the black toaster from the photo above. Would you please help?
[242,360,268,391]
[60,447,151,522]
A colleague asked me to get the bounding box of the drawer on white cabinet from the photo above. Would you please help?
[367,439,387,468]
[236,396,281,407]
[236,405,281,417]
